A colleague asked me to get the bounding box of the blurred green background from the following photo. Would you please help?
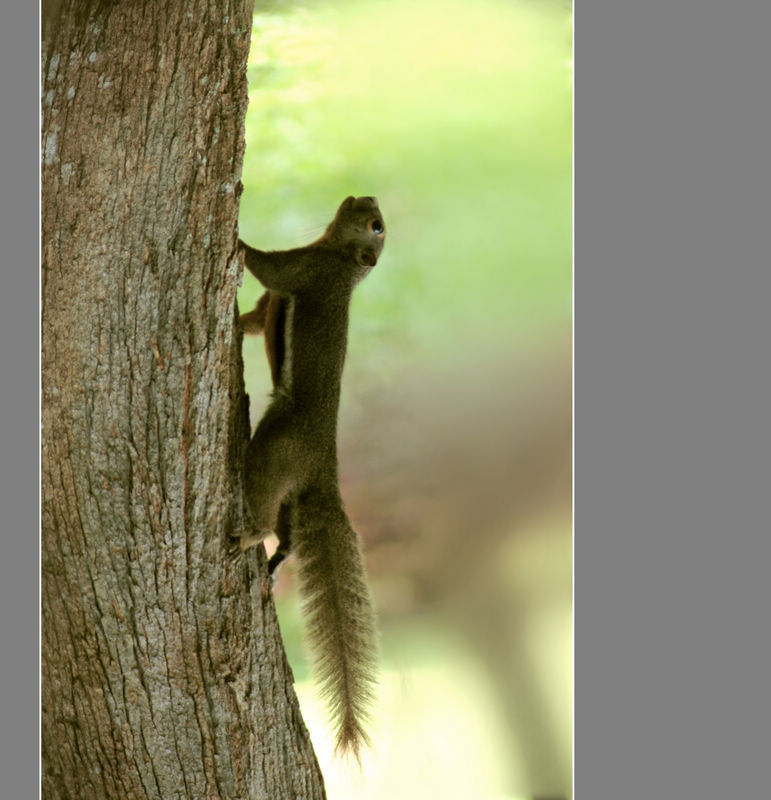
[239,0,572,797]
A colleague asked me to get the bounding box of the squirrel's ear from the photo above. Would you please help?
[356,248,378,268]
[338,196,356,213]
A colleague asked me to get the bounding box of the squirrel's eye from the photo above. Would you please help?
[371,220,384,235]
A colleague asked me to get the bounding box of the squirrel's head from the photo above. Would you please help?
[323,196,386,277]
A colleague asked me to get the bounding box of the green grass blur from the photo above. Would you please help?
[240,1,572,797]
[240,0,571,367]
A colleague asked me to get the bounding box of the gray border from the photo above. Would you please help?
[577,1,771,797]
[1,4,42,797]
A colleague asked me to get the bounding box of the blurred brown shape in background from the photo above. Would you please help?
[338,329,573,796]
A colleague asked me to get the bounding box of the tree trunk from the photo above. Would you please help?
[41,2,325,798]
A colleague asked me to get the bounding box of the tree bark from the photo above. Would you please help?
[41,2,325,798]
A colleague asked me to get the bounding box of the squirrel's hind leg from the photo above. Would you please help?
[242,415,302,548]
[267,501,293,574]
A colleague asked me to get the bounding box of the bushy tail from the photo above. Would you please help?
[292,485,379,760]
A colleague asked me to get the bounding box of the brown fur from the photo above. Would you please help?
[239,290,286,386]
[238,196,385,758]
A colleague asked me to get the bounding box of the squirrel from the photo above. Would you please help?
[237,195,385,759]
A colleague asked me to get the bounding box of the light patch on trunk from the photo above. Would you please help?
[44,126,59,166]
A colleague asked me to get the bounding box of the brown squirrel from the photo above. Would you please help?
[237,196,385,759]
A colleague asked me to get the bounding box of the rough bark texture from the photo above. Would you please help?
[41,2,325,798]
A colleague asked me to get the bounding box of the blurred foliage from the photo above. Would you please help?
[239,0,571,372]
[240,0,573,797]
